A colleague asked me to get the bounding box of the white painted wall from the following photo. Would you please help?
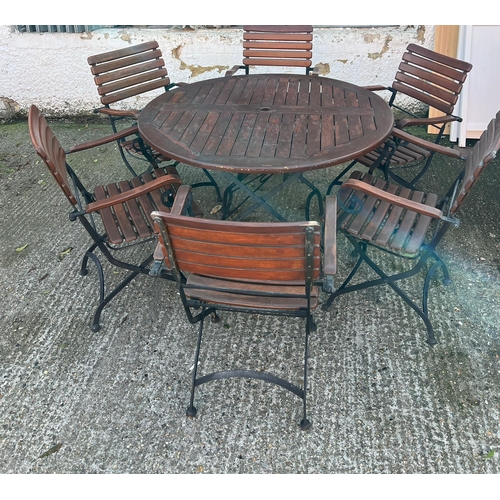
[0,25,435,117]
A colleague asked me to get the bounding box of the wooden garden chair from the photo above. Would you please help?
[88,41,221,200]
[326,43,473,192]
[28,104,198,331]
[323,110,500,345]
[225,25,319,76]
[150,185,337,429]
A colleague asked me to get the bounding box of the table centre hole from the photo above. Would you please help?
[260,107,271,112]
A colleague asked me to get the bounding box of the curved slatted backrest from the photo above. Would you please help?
[241,25,314,69]
[451,110,500,214]
[153,213,321,283]
[392,43,473,115]
[87,41,170,105]
[28,105,77,206]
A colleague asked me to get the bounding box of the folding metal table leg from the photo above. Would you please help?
[220,171,323,222]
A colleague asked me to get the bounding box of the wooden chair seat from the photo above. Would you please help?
[356,135,431,172]
[93,168,177,245]
[119,138,174,163]
[339,171,438,255]
[185,275,319,310]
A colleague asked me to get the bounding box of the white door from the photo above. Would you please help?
[451,25,500,146]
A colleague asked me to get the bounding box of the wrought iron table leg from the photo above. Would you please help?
[221,171,323,222]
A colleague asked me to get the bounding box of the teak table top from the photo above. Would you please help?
[138,74,394,175]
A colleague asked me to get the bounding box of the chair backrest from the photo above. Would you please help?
[241,25,314,71]
[152,213,321,286]
[28,105,77,206]
[392,43,472,115]
[451,110,500,214]
[87,41,170,106]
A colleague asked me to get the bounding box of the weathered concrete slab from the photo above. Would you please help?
[0,119,499,473]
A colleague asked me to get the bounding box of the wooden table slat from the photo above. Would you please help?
[202,111,233,155]
[231,113,258,156]
[260,113,282,157]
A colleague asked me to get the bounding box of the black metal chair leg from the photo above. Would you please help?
[322,252,365,311]
[300,314,312,430]
[81,250,105,304]
[80,242,99,276]
[385,275,437,346]
[326,160,358,196]
[221,180,239,220]
[187,309,206,417]
[117,138,140,177]
[81,246,155,332]
[298,174,324,221]
[90,268,141,332]
[432,251,451,286]
[201,169,222,202]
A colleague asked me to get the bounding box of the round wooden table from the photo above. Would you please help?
[138,74,394,219]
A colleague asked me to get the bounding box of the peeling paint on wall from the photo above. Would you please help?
[316,62,331,75]
[368,35,393,60]
[172,43,227,77]
[417,25,426,43]
[178,61,228,78]
[363,33,380,43]
[172,44,182,60]
[119,31,132,43]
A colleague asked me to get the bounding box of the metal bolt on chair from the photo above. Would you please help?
[28,104,196,331]
[87,41,222,201]
[323,110,500,345]
[150,185,337,429]
[326,43,473,193]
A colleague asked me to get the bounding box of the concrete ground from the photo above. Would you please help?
[0,117,499,474]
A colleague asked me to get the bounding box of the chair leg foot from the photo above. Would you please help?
[300,418,312,430]
[186,406,197,417]
[90,323,101,332]
[211,312,220,323]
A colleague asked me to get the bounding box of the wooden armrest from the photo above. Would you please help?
[395,115,460,129]
[225,65,245,77]
[85,174,182,213]
[341,178,444,219]
[363,85,389,92]
[169,184,193,215]
[96,108,140,119]
[66,126,139,154]
[323,195,337,277]
[391,128,465,160]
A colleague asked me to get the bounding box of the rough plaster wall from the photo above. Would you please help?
[0,25,434,117]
